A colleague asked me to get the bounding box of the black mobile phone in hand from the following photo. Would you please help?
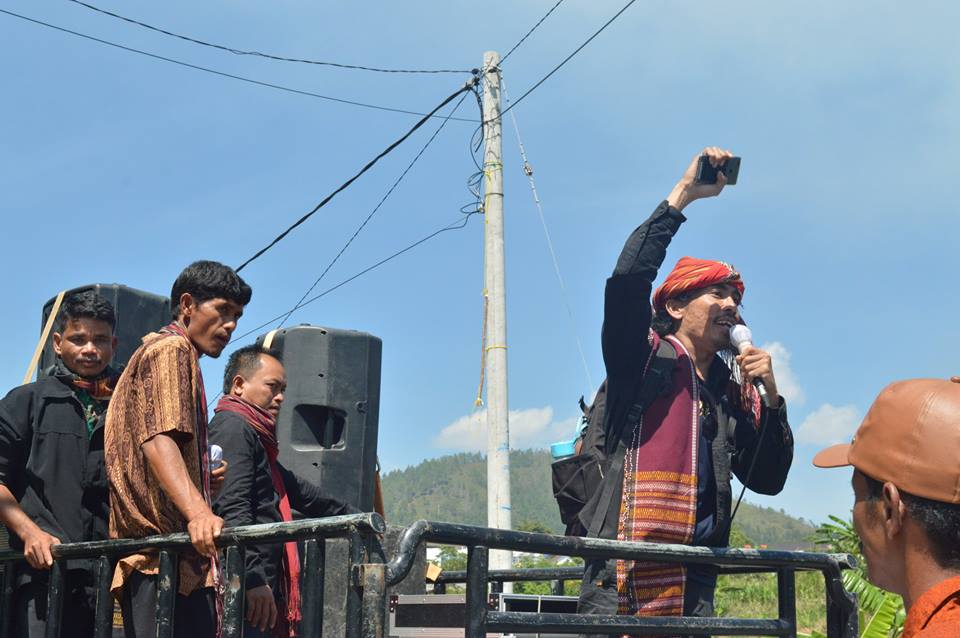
[695,155,741,185]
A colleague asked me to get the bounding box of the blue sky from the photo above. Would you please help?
[2,1,957,526]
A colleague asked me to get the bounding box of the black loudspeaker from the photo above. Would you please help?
[39,284,170,378]
[255,324,382,512]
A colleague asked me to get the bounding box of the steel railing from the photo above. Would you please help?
[387,520,859,637]
[0,517,859,637]
[0,513,384,638]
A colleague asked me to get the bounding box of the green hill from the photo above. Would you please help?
[382,449,815,548]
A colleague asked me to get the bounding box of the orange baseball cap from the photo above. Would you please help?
[813,378,960,504]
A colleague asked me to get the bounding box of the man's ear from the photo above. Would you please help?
[881,482,906,539]
[665,297,687,322]
[178,292,195,322]
[52,332,63,357]
[230,375,245,397]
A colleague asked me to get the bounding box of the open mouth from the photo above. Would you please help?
[714,317,736,328]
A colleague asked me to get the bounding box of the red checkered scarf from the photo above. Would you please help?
[214,395,301,637]
[616,334,699,624]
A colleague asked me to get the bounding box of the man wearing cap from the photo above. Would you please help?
[577,147,794,630]
[814,378,960,637]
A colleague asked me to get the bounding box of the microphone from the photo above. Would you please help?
[728,324,773,407]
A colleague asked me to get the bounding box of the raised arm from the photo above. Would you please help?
[603,147,734,377]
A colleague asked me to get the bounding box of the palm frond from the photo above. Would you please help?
[861,593,901,638]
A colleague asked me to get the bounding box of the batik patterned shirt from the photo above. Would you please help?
[105,331,213,596]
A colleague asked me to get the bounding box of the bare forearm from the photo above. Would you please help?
[0,483,60,568]
[141,433,210,521]
[0,484,43,540]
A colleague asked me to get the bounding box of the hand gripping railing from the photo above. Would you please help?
[0,513,384,638]
[385,520,860,638]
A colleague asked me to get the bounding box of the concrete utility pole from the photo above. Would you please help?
[481,51,513,576]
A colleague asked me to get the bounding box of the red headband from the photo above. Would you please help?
[652,256,744,312]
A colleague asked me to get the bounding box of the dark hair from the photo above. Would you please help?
[57,291,116,332]
[651,291,695,337]
[170,260,252,320]
[222,344,281,394]
[863,473,960,569]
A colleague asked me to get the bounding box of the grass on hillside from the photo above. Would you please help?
[716,570,826,637]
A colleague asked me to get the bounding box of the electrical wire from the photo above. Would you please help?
[275,89,472,328]
[206,206,480,407]
[226,210,482,347]
[234,80,477,273]
[497,0,639,122]
[502,78,594,395]
[500,0,566,64]
[65,0,474,75]
[0,9,476,122]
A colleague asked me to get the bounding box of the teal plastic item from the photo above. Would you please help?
[550,439,577,461]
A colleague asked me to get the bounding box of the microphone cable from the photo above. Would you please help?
[729,402,773,525]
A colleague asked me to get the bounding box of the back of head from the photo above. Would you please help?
[816,378,960,569]
[170,260,252,320]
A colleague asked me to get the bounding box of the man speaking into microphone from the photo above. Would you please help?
[577,147,794,632]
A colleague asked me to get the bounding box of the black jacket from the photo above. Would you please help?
[0,375,110,579]
[595,201,794,549]
[209,410,358,593]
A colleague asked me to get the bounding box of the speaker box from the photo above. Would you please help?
[255,324,382,512]
[39,284,170,378]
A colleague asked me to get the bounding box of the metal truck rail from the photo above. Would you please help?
[0,516,859,637]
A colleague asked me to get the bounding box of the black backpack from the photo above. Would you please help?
[551,340,677,537]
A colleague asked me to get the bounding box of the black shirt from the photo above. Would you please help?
[209,410,358,594]
[0,375,110,579]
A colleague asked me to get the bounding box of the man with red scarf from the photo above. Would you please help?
[0,291,121,637]
[210,345,358,637]
[577,148,794,634]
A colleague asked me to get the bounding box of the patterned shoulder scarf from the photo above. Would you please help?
[215,395,301,637]
[617,333,699,621]
[52,360,123,434]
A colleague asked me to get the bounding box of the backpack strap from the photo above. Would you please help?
[586,339,677,538]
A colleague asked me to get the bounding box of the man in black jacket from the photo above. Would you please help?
[578,147,794,631]
[0,291,120,637]
[210,345,357,637]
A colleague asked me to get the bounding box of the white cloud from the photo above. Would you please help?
[796,404,861,445]
[432,406,579,452]
[760,341,805,406]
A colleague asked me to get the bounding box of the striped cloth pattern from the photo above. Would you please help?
[617,335,699,624]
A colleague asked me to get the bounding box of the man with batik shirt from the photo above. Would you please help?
[105,261,250,638]
[210,345,358,637]
[577,148,794,631]
[0,291,120,637]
